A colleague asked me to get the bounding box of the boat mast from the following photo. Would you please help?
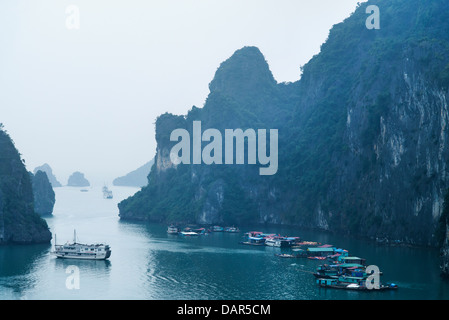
[73,229,76,244]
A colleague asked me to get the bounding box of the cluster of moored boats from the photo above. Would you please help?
[311,251,398,291]
[237,230,398,291]
[167,225,240,236]
[169,226,398,292]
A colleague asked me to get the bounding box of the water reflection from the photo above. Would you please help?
[53,257,112,273]
[0,243,50,298]
[0,243,50,276]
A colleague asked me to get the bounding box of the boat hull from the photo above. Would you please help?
[53,252,111,260]
[180,232,199,236]
[239,241,265,246]
[317,283,397,291]
[316,278,398,291]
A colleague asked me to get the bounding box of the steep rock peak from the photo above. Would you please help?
[33,163,62,187]
[208,46,277,102]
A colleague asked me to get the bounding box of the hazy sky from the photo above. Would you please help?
[0,0,364,186]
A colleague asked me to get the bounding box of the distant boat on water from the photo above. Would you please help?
[224,226,240,233]
[102,186,113,199]
[180,231,200,237]
[167,225,180,234]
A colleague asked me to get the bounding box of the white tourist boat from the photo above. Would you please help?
[102,186,113,199]
[167,225,180,234]
[264,237,291,248]
[52,230,111,260]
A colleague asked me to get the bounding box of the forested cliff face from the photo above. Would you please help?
[0,126,52,244]
[119,0,449,246]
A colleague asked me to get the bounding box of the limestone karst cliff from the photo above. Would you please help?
[119,0,449,247]
[0,126,52,244]
[33,163,62,188]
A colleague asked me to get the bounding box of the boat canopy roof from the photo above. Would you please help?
[337,263,364,268]
[340,276,365,280]
[307,247,334,252]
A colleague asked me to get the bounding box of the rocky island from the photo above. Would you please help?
[113,158,154,188]
[67,171,90,187]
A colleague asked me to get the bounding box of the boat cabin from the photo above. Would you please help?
[248,237,265,245]
[284,237,301,246]
[338,276,366,285]
[307,247,335,257]
[340,256,366,265]
[316,278,338,286]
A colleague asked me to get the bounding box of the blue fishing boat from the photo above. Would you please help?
[316,277,398,291]
[306,247,335,259]
[337,256,366,265]
[314,263,368,279]
[239,232,266,246]
[314,264,340,278]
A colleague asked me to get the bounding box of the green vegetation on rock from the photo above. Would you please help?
[0,126,52,244]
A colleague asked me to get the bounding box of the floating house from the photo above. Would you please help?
[307,247,335,257]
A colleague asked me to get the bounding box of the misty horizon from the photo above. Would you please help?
[0,0,365,186]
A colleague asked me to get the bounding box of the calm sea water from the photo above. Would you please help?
[1,186,449,300]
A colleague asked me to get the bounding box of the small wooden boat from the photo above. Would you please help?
[179,231,199,237]
[308,256,327,260]
[167,225,180,234]
[275,253,298,258]
[293,241,320,247]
